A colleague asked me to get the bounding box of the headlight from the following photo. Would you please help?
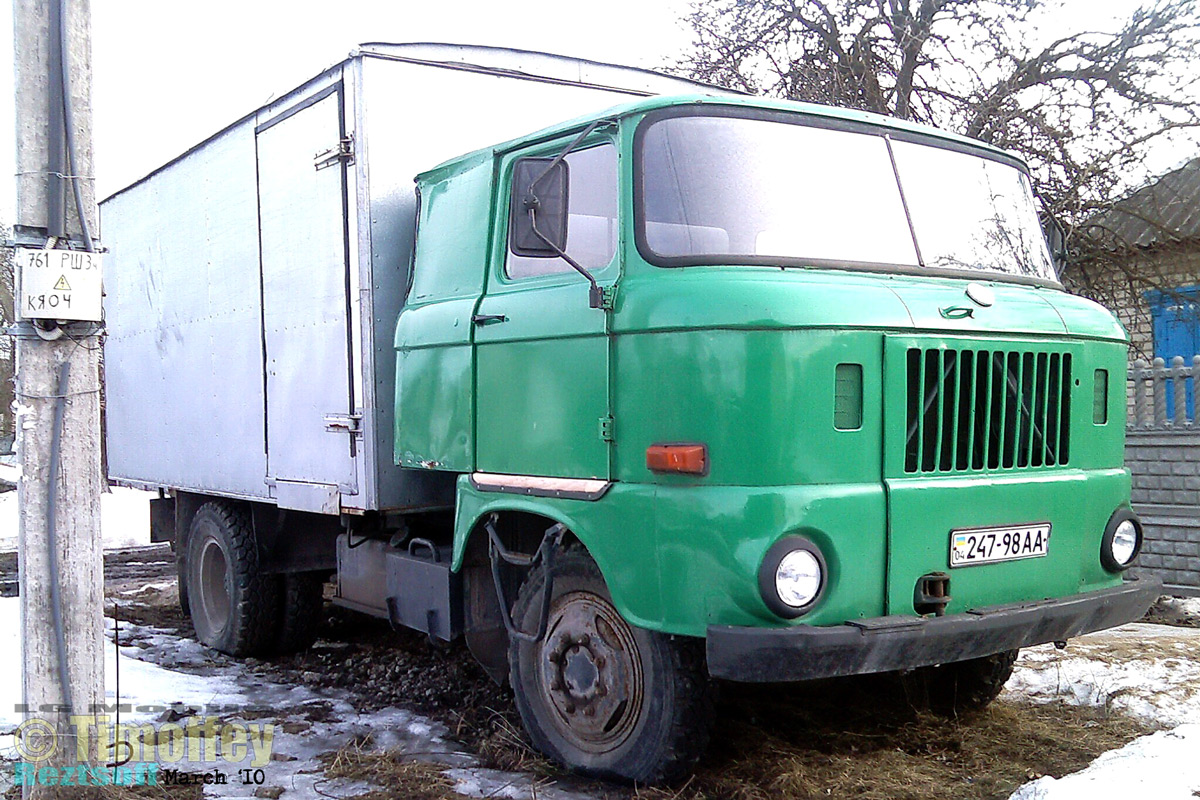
[1101,509,1143,572]
[759,536,826,618]
[776,551,822,608]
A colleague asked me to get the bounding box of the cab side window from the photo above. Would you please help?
[506,144,618,279]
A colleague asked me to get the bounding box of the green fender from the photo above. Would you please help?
[451,475,667,632]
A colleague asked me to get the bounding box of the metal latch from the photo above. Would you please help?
[314,135,354,170]
[324,413,361,434]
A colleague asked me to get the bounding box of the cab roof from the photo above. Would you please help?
[416,93,1027,185]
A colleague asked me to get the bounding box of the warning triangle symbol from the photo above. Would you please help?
[53,275,70,291]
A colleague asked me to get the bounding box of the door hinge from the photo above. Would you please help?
[598,415,615,443]
[324,413,362,434]
[595,285,616,311]
[314,134,354,171]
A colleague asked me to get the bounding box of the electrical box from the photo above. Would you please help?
[16,247,103,322]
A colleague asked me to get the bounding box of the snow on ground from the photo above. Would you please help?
[1005,623,1200,799]
[1009,724,1200,800]
[0,462,154,551]
[1003,623,1200,726]
[1155,595,1200,620]
[0,596,594,799]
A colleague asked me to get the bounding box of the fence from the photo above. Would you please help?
[1126,356,1200,595]
[1128,356,1199,429]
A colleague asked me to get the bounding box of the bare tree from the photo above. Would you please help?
[674,0,1200,301]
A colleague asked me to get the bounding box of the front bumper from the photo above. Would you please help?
[706,578,1161,682]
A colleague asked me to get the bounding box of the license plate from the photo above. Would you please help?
[949,523,1051,567]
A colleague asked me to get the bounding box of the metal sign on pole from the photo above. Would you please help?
[12,0,105,796]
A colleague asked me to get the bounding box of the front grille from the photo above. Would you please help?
[904,347,1072,473]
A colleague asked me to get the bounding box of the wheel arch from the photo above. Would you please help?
[451,477,667,683]
[452,485,663,631]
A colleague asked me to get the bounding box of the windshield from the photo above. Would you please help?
[636,112,1055,282]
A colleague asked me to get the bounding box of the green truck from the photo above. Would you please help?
[103,45,1158,784]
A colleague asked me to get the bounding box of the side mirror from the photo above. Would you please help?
[510,158,569,257]
[1042,215,1068,275]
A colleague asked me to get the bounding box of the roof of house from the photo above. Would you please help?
[1086,156,1200,249]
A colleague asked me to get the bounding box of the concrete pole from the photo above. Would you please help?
[13,0,104,795]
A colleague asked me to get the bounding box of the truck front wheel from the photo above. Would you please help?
[903,649,1019,716]
[508,548,714,785]
[185,501,281,656]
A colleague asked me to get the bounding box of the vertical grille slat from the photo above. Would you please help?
[1060,355,1073,464]
[1002,353,1018,469]
[903,344,1073,475]
[932,350,946,472]
[957,351,974,471]
[1034,353,1050,468]
[1019,352,1034,468]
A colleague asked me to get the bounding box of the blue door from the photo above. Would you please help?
[1147,286,1200,419]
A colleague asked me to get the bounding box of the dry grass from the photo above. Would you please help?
[320,737,459,800]
[458,708,555,775]
[633,678,1155,800]
[3,778,202,799]
[1054,637,1200,663]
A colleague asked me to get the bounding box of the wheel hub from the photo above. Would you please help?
[197,535,231,636]
[538,592,643,753]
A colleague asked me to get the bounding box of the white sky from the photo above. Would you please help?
[0,0,1194,225]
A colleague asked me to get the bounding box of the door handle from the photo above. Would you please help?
[471,313,508,325]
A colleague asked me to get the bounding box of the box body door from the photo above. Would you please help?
[257,87,359,502]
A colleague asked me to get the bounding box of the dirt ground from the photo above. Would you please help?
[3,546,1179,799]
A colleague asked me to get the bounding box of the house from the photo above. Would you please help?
[1068,156,1200,363]
[1070,157,1200,596]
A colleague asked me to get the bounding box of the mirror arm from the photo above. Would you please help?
[528,207,607,309]
[521,118,614,310]
[526,120,604,204]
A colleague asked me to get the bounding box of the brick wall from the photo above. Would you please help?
[1126,431,1200,593]
[1065,246,1200,360]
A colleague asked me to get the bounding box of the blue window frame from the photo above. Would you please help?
[1146,285,1200,419]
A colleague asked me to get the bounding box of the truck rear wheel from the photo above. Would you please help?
[508,548,714,785]
[185,501,281,656]
[176,549,191,617]
[903,649,1019,716]
[274,572,326,654]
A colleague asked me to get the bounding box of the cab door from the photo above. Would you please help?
[473,141,618,480]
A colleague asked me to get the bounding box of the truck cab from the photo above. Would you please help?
[392,94,1157,781]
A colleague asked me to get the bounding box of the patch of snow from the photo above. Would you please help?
[447,767,601,800]
[1008,724,1200,800]
[1003,623,1200,726]
[0,598,245,743]
[0,597,488,799]
[0,479,154,552]
[116,580,178,596]
[1157,595,1200,618]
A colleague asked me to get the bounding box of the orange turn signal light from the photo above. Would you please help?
[646,444,708,476]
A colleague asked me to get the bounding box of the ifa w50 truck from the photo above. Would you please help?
[103,43,1159,783]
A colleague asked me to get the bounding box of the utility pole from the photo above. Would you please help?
[13,0,104,797]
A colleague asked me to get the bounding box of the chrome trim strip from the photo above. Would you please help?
[470,472,612,501]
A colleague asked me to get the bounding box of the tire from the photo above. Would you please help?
[508,548,714,785]
[185,501,281,656]
[176,545,191,618]
[274,572,326,654]
[903,649,1019,716]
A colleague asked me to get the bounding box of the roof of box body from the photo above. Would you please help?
[101,43,728,204]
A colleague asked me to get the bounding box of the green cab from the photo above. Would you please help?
[394,94,1158,783]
